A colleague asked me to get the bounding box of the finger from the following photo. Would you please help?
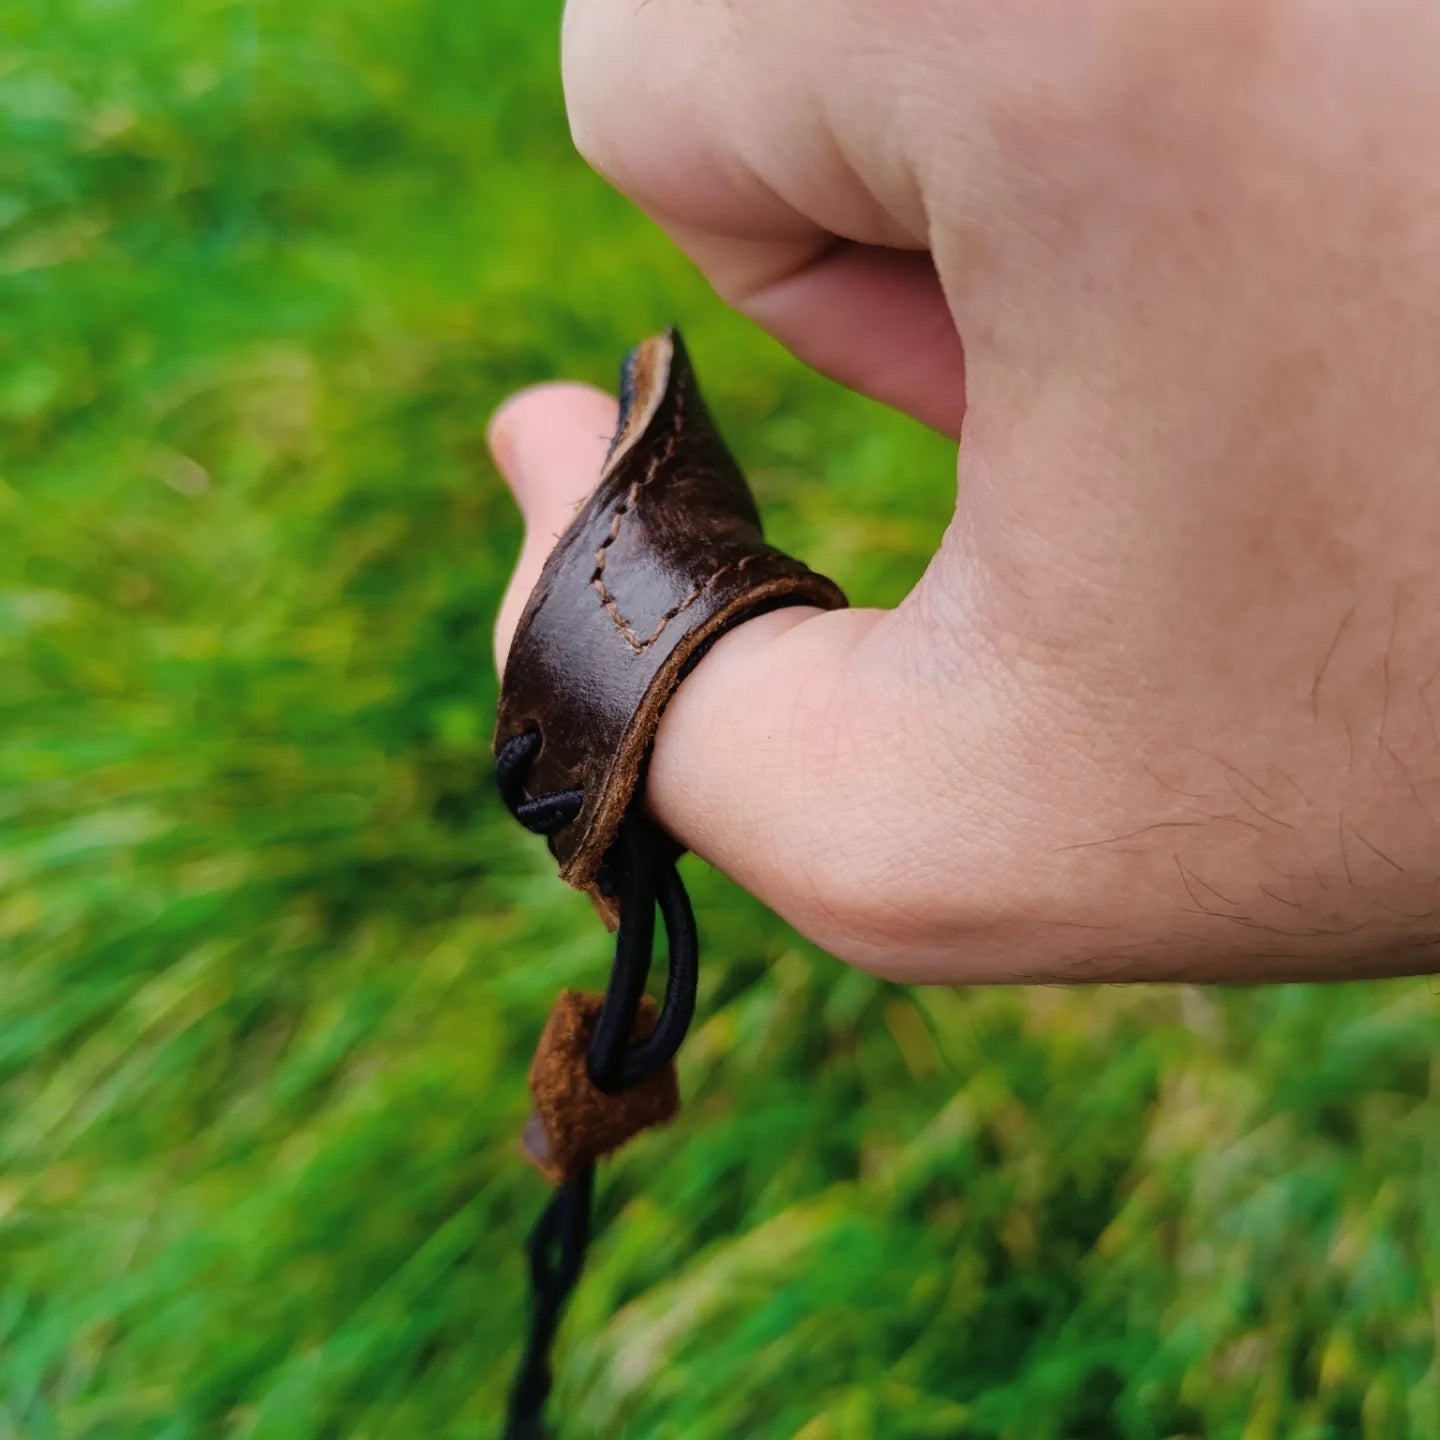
[488,370,990,978]
[488,381,620,675]
[563,0,988,437]
[670,229,966,439]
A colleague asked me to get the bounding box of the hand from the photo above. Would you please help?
[491,0,1440,985]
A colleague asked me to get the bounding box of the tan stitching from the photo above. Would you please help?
[592,385,743,653]
[597,552,763,652]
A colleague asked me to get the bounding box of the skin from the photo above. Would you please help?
[490,0,1440,985]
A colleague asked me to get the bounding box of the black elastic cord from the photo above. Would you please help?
[496,729,700,1440]
[496,728,582,836]
[600,850,697,1090]
[494,727,542,810]
[585,816,657,1092]
[502,1163,594,1440]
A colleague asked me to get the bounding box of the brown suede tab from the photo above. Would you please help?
[522,990,680,1185]
[494,329,847,921]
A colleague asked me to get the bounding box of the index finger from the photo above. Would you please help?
[561,0,973,436]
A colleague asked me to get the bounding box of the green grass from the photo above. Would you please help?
[2,4,1437,1437]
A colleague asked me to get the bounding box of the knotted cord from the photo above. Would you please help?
[496,727,698,1440]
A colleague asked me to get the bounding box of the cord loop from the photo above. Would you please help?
[497,729,699,1440]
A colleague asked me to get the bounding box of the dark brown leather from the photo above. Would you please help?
[494,329,847,919]
[521,990,679,1185]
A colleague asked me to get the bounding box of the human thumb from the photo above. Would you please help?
[485,378,953,974]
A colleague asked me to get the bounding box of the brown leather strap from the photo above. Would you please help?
[493,329,847,918]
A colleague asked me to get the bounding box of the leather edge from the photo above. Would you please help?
[564,568,846,926]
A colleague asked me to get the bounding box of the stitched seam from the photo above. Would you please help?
[591,385,751,653]
[601,552,763,652]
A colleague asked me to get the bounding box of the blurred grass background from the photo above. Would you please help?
[1,3,1437,1437]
